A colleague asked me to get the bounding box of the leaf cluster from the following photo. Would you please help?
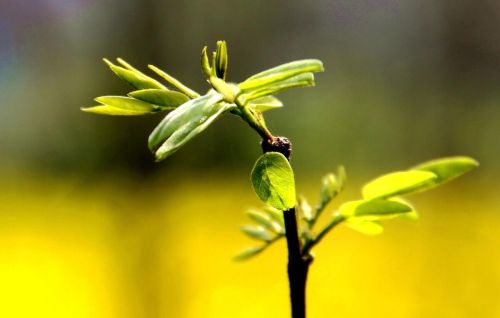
[82,41,323,161]
[236,156,478,260]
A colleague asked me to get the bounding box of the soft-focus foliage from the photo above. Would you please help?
[0,173,497,318]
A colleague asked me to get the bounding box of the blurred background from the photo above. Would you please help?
[0,0,498,317]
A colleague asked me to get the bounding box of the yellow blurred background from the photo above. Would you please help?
[0,0,499,317]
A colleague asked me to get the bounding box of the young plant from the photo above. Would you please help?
[83,41,478,318]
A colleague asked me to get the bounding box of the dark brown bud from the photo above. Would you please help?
[261,136,292,160]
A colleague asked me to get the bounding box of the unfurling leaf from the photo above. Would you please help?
[215,40,228,80]
[345,219,384,235]
[129,89,189,109]
[148,91,230,161]
[200,46,212,78]
[339,199,413,220]
[103,58,166,90]
[411,156,479,190]
[233,246,266,261]
[251,152,296,211]
[240,225,274,242]
[81,96,158,116]
[362,171,437,199]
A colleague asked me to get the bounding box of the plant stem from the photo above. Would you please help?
[283,208,312,318]
[261,137,311,318]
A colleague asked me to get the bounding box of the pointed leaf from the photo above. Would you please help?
[411,156,479,190]
[233,246,266,261]
[243,59,324,83]
[148,64,199,98]
[362,171,437,199]
[339,199,413,218]
[391,198,419,221]
[81,105,152,116]
[95,96,157,111]
[238,73,315,103]
[129,89,189,108]
[103,59,165,90]
[148,91,229,161]
[251,152,296,211]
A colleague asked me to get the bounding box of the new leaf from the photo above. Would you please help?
[148,91,230,161]
[251,152,296,211]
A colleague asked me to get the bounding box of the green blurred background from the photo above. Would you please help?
[0,0,498,317]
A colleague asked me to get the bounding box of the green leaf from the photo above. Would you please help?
[248,96,283,112]
[200,46,212,78]
[81,105,152,116]
[411,156,479,190]
[81,96,157,116]
[148,64,199,98]
[129,89,189,109]
[345,219,384,235]
[362,170,437,199]
[238,73,315,103]
[339,199,413,218]
[233,246,266,261]
[391,198,419,221]
[243,59,324,83]
[251,152,296,211]
[148,91,229,161]
[240,225,274,242]
[246,209,284,234]
[103,59,165,90]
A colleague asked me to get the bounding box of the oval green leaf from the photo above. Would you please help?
[362,170,437,199]
[411,156,479,190]
[339,199,413,218]
[129,89,189,109]
[251,152,296,211]
[148,91,228,161]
